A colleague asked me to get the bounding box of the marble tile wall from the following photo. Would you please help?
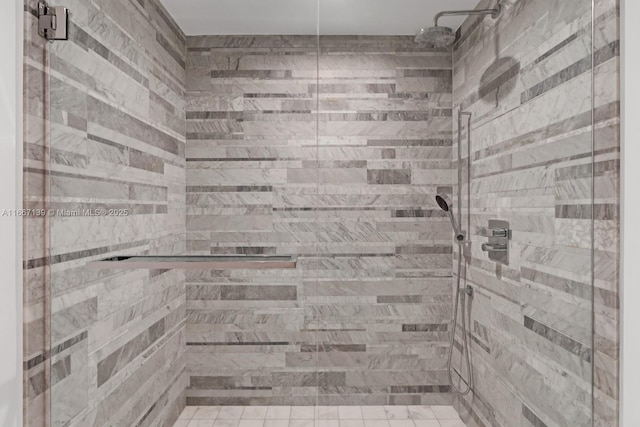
[592,1,620,424]
[22,0,621,424]
[23,0,187,425]
[184,35,456,406]
[451,0,620,426]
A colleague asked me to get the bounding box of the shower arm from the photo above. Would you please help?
[433,4,502,27]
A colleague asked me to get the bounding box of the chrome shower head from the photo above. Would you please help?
[416,2,503,49]
[415,26,456,48]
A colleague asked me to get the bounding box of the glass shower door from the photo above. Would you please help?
[452,2,598,426]
[40,0,321,426]
[314,0,456,413]
[315,1,599,427]
[45,0,192,424]
[27,0,619,425]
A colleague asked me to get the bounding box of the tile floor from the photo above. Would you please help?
[174,405,466,427]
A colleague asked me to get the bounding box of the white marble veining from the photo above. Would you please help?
[173,406,465,427]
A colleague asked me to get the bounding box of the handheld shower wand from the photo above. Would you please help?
[435,192,474,396]
[436,195,464,242]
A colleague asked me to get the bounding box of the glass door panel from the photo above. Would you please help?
[317,2,596,427]
[43,0,320,425]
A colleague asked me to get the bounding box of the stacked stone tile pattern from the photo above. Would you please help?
[184,35,456,406]
[21,0,623,425]
[450,0,620,426]
[23,0,188,425]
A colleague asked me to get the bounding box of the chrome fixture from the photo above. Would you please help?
[87,255,297,270]
[435,195,465,242]
[490,228,509,238]
[481,243,507,252]
[38,1,69,41]
[415,27,456,49]
[438,110,475,397]
[483,220,510,265]
[415,2,502,48]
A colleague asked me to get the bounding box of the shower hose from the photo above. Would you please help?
[447,243,474,395]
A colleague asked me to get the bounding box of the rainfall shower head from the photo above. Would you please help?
[416,2,502,49]
[415,26,456,49]
[436,195,464,242]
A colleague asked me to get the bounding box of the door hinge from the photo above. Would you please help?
[38,1,69,41]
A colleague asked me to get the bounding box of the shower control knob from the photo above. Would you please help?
[490,228,509,238]
[481,243,507,252]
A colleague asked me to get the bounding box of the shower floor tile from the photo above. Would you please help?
[173,406,465,427]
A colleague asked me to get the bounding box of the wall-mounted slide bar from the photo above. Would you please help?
[86,255,297,270]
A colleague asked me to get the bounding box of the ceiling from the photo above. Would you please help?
[161,0,481,36]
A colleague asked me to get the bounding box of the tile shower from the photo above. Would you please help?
[185,35,454,407]
[21,1,621,427]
